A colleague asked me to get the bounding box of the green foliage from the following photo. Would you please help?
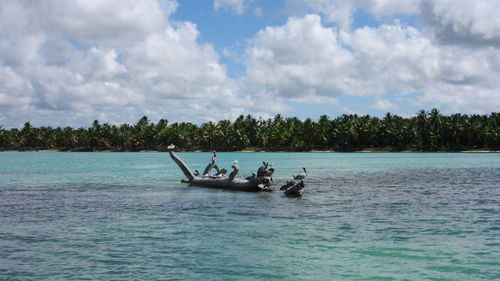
[0,109,499,151]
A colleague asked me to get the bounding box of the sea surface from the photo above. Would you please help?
[0,152,499,280]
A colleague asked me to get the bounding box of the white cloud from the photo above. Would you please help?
[371,97,398,111]
[423,0,500,40]
[244,12,500,114]
[288,0,500,45]
[1,0,499,128]
[245,14,354,98]
[286,0,420,30]
[0,0,280,127]
[421,0,500,47]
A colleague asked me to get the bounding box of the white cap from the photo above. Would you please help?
[233,160,238,164]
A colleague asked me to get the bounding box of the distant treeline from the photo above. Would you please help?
[1,109,499,152]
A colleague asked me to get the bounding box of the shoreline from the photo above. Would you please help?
[1,148,498,153]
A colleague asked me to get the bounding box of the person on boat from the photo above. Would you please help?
[229,160,239,180]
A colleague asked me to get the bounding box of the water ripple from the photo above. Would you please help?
[1,153,499,280]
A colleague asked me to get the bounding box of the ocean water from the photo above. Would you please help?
[0,152,499,280]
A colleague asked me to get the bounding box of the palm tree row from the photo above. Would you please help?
[1,109,499,151]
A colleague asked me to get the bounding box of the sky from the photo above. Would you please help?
[1,0,499,128]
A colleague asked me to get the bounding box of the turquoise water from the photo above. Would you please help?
[1,152,499,280]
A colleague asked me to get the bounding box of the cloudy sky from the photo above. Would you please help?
[1,0,499,128]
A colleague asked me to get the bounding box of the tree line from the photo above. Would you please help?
[1,109,499,151]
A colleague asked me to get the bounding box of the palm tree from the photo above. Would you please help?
[1,110,499,151]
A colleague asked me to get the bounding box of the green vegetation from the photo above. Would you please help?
[1,109,499,151]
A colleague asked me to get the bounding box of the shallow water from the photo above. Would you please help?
[1,152,499,280]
